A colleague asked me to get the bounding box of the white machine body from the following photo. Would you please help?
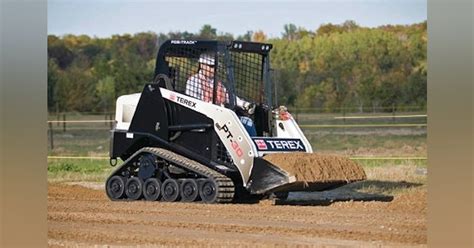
[114,88,312,186]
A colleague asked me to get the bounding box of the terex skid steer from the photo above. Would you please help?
[106,40,365,203]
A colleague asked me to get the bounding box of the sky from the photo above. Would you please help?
[48,0,427,38]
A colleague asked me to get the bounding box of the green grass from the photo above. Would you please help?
[346,180,426,196]
[294,111,427,125]
[308,133,427,156]
[48,159,113,182]
[48,129,110,156]
[354,163,427,195]
[355,158,427,168]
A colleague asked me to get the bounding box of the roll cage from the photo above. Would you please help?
[153,40,274,109]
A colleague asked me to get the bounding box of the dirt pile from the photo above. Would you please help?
[263,153,366,183]
[387,189,427,214]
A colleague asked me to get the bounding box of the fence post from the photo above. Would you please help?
[62,114,66,132]
[342,108,346,124]
[49,122,54,150]
[392,104,396,122]
[109,113,113,129]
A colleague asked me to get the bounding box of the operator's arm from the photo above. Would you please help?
[217,82,247,108]
[217,82,254,114]
[235,96,246,108]
[235,95,255,114]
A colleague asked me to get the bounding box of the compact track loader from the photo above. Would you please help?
[106,40,365,203]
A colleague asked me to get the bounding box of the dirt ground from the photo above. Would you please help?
[48,183,426,247]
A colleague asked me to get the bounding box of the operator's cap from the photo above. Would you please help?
[199,53,215,66]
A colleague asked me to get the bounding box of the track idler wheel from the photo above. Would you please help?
[161,179,180,202]
[106,175,126,200]
[143,178,161,201]
[180,179,199,202]
[125,177,143,200]
[199,179,218,203]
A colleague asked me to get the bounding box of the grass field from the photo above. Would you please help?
[294,111,427,125]
[48,158,112,182]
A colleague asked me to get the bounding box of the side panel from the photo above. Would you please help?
[110,131,130,159]
[160,88,258,186]
[274,116,313,153]
[110,130,154,161]
[114,93,141,130]
[110,83,169,161]
[128,84,169,140]
[164,99,214,162]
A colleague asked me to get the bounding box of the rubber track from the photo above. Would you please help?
[141,147,235,203]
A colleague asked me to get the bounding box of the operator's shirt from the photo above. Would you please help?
[185,72,246,107]
[185,73,214,102]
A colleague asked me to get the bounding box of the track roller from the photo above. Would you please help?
[106,175,126,200]
[199,179,218,203]
[143,178,161,201]
[161,179,180,202]
[180,179,199,202]
[125,177,144,200]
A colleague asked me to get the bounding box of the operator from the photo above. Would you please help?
[186,53,257,136]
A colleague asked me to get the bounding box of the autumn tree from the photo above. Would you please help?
[47,21,427,113]
[252,30,267,42]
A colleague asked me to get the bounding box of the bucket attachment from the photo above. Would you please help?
[247,153,366,195]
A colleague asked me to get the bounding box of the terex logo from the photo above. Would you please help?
[254,139,268,150]
[252,138,305,152]
[267,140,304,150]
[169,93,176,101]
[176,96,196,108]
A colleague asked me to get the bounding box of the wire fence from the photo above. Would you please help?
[47,110,427,158]
[49,105,426,117]
[287,105,426,113]
[47,155,427,161]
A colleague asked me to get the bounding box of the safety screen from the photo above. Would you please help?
[163,46,268,107]
[229,51,266,104]
[164,47,212,101]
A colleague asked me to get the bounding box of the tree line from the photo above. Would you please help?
[48,21,427,113]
